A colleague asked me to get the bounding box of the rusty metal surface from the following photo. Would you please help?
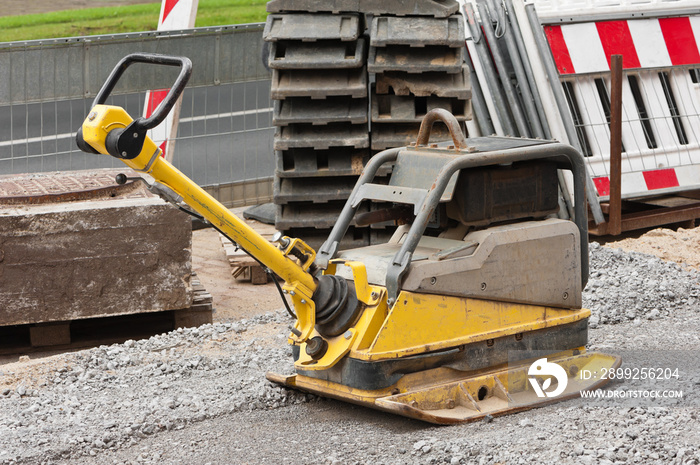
[371,122,455,151]
[267,351,621,425]
[608,55,623,236]
[355,205,413,227]
[589,202,700,236]
[681,189,700,200]
[0,169,144,205]
[415,107,468,149]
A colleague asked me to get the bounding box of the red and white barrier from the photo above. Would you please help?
[544,17,700,75]
[530,5,700,200]
[593,165,700,197]
[143,0,199,162]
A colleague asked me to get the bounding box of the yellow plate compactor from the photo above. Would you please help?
[77,54,620,424]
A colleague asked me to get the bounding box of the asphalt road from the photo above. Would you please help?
[0,79,274,186]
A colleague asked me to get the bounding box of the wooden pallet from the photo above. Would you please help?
[0,273,213,354]
[174,273,214,328]
[220,234,272,284]
[219,210,278,285]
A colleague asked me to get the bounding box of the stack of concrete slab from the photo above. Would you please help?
[0,170,210,347]
[369,14,470,151]
[264,11,373,248]
[264,0,468,249]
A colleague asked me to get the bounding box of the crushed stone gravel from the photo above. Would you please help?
[1,244,699,465]
[584,243,700,327]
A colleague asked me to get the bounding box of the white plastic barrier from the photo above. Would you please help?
[529,0,700,200]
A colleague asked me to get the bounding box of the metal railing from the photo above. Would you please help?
[561,66,700,200]
[0,24,274,206]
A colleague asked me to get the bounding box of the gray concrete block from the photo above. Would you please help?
[368,45,464,74]
[370,15,464,47]
[274,123,369,150]
[268,38,366,70]
[0,181,192,327]
[271,68,368,99]
[274,97,368,126]
[264,13,361,42]
[370,121,460,150]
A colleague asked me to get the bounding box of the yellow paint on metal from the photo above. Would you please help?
[268,350,622,424]
[292,260,390,365]
[266,371,393,405]
[81,105,160,163]
[285,284,316,342]
[296,327,357,370]
[327,260,380,306]
[84,102,621,425]
[294,294,383,370]
[374,351,622,423]
[351,296,389,351]
[357,291,589,360]
[293,269,386,370]
[281,237,316,272]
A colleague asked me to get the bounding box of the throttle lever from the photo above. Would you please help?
[115,173,146,185]
[115,173,181,205]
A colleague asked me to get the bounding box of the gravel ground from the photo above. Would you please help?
[1,244,699,465]
[585,242,699,327]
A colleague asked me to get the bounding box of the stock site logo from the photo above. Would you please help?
[528,358,568,398]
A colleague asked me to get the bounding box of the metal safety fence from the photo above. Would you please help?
[561,67,700,199]
[0,24,274,206]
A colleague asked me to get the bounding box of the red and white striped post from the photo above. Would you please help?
[143,0,199,162]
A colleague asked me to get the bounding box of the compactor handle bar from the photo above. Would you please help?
[93,53,192,131]
[77,53,192,158]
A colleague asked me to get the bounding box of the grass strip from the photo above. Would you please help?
[0,0,268,42]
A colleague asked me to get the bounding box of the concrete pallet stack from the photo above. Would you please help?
[264,9,372,249]
[368,14,471,152]
[264,0,467,249]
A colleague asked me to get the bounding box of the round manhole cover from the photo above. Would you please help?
[0,170,143,204]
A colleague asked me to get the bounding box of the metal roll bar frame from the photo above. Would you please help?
[317,109,589,305]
